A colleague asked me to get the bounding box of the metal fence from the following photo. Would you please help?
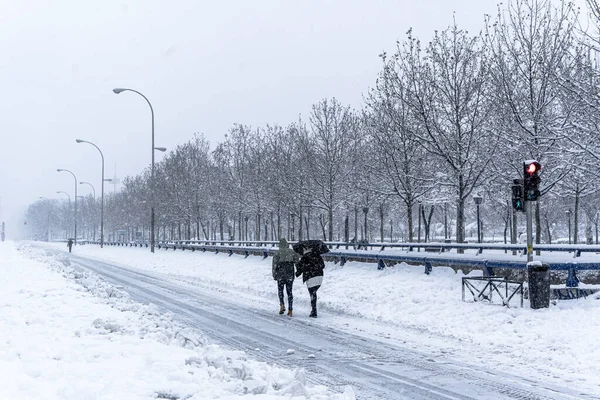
[81,239,600,288]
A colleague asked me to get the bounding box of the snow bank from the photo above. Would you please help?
[40,242,600,394]
[3,242,353,400]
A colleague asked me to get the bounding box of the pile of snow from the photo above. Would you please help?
[2,242,353,399]
[39,242,600,394]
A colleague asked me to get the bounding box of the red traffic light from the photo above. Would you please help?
[525,160,541,175]
[523,160,542,201]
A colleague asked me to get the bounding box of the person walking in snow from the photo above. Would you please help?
[67,238,73,253]
[272,238,299,316]
[295,247,325,318]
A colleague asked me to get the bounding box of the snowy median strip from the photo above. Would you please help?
[2,242,353,399]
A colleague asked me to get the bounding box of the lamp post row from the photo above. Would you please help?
[52,88,164,251]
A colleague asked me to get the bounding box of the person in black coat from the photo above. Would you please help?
[295,248,325,318]
[67,238,73,253]
[272,238,299,316]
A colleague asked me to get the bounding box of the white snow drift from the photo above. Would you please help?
[1,242,353,400]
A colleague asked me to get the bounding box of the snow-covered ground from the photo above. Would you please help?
[0,241,352,400]
[51,242,600,392]
[7,240,600,397]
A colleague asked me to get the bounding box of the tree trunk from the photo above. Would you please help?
[328,206,333,242]
[298,205,303,241]
[305,207,311,240]
[417,204,422,244]
[503,208,508,250]
[219,216,224,243]
[407,201,414,242]
[344,214,349,249]
[456,197,465,254]
[545,215,552,244]
[354,205,358,249]
[574,191,580,245]
[276,207,281,240]
[271,211,276,241]
[422,205,434,242]
[256,212,261,243]
[264,219,268,242]
[379,203,384,242]
[363,208,369,242]
[444,203,448,240]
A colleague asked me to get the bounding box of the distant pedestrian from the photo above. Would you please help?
[295,247,325,318]
[272,238,298,316]
[67,238,73,253]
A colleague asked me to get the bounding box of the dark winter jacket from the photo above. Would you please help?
[272,239,299,281]
[295,251,325,283]
[67,239,73,248]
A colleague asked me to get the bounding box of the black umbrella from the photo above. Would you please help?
[293,239,330,255]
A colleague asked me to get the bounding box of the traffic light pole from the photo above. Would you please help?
[526,200,533,263]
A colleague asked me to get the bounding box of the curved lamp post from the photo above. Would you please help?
[112,88,166,253]
[57,169,77,244]
[76,139,108,248]
[79,181,96,199]
[56,191,70,201]
[57,191,71,239]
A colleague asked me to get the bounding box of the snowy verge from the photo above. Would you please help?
[38,242,600,395]
[5,242,353,400]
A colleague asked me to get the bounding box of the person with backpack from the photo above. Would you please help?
[272,238,299,316]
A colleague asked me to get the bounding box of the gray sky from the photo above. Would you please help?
[0,0,501,234]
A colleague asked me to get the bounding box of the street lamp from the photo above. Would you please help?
[57,169,78,244]
[566,209,572,244]
[57,191,71,239]
[473,194,483,245]
[79,181,95,199]
[112,88,166,253]
[56,191,70,201]
[76,139,108,248]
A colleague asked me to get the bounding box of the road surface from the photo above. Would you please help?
[63,251,598,400]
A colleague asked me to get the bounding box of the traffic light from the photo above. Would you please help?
[512,179,525,212]
[523,160,542,201]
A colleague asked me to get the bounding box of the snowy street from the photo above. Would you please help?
[13,241,600,399]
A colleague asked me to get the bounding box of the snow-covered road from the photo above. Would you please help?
[62,248,596,400]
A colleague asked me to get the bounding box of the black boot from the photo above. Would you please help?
[309,308,317,318]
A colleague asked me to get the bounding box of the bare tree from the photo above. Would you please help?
[401,23,498,246]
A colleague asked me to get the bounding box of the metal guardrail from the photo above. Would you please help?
[82,239,600,288]
[90,239,600,257]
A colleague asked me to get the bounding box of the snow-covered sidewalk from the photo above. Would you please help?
[34,241,600,395]
[1,241,351,400]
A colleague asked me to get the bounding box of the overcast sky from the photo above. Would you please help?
[0,0,518,234]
